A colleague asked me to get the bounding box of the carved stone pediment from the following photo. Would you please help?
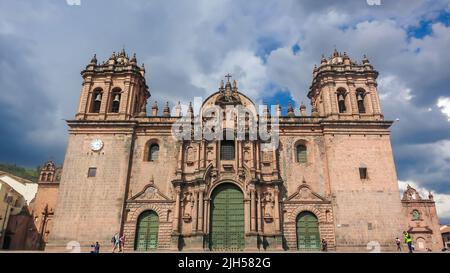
[286,184,329,203]
[129,184,172,202]
[407,226,433,234]
[402,184,422,201]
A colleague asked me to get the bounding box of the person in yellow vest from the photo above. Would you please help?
[403,231,413,253]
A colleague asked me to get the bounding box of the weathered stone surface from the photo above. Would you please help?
[45,50,442,252]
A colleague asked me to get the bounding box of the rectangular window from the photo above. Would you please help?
[359,167,368,179]
[220,140,235,160]
[88,167,97,178]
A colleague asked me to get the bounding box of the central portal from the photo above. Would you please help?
[209,183,245,251]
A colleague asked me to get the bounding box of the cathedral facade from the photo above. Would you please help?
[46,50,442,252]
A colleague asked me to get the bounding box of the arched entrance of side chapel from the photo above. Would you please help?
[134,210,159,251]
[209,183,245,251]
[296,211,320,251]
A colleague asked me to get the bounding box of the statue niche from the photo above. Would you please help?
[262,191,274,222]
[186,146,195,165]
[181,192,194,222]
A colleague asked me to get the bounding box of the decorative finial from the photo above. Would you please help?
[300,101,306,116]
[163,102,170,117]
[131,53,137,63]
[362,54,370,64]
[187,102,194,117]
[287,101,295,117]
[333,47,339,57]
[225,73,232,82]
[90,54,97,64]
[175,101,182,117]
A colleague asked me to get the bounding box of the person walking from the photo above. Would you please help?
[321,238,328,252]
[112,233,120,253]
[403,231,413,253]
[395,237,402,251]
[119,234,125,253]
[91,242,100,253]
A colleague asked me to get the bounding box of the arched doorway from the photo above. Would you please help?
[134,210,159,251]
[296,211,320,251]
[416,237,426,251]
[209,183,245,250]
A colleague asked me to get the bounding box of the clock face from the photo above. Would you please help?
[90,139,103,151]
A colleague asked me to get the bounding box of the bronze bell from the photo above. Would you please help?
[113,94,120,102]
[95,93,102,101]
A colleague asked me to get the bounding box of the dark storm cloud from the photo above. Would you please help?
[0,0,449,218]
[0,33,64,166]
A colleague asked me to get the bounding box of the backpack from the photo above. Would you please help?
[111,236,116,243]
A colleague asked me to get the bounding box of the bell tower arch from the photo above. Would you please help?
[75,49,150,121]
[308,50,383,120]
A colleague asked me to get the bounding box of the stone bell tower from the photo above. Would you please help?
[75,49,150,121]
[308,49,383,120]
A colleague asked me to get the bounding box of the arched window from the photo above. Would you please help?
[110,88,121,113]
[356,89,366,114]
[296,144,307,163]
[337,88,347,113]
[91,89,103,113]
[220,140,235,160]
[148,144,159,161]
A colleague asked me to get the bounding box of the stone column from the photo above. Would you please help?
[123,77,133,116]
[256,142,261,174]
[274,187,280,232]
[250,190,256,231]
[328,84,338,115]
[369,84,381,114]
[173,187,181,232]
[349,85,358,115]
[365,92,374,115]
[257,190,262,232]
[237,141,242,168]
[272,146,278,175]
[176,142,183,177]
[198,189,204,232]
[78,80,92,116]
[244,198,250,233]
[192,190,198,233]
[322,86,332,116]
[197,142,202,170]
[204,198,210,234]
[200,140,206,169]
[100,78,112,117]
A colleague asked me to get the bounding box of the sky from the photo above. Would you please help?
[0,0,449,223]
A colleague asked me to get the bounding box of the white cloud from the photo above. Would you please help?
[399,180,450,221]
[437,97,450,121]
[0,0,450,197]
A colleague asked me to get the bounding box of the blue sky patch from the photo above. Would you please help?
[262,82,295,115]
[407,9,450,39]
[291,43,301,55]
[256,36,282,63]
